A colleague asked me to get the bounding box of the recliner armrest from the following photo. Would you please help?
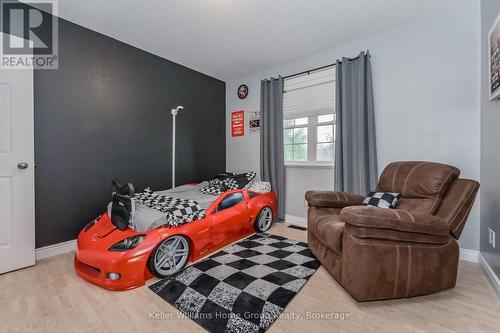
[305,191,365,208]
[340,206,450,236]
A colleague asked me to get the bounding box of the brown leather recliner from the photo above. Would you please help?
[305,161,479,301]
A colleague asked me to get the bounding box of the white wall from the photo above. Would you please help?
[285,167,334,219]
[226,2,481,250]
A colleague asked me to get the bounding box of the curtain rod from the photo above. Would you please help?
[279,54,364,80]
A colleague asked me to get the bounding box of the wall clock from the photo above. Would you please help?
[237,84,248,99]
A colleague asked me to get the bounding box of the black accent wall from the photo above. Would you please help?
[33,19,226,247]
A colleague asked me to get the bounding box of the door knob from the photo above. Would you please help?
[17,162,29,170]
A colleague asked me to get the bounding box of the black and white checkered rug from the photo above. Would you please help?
[149,233,320,333]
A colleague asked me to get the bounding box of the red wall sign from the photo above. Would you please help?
[231,110,245,137]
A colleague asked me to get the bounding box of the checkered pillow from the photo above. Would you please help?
[222,171,256,190]
[200,180,228,195]
[246,181,271,193]
[363,192,400,209]
[200,184,226,195]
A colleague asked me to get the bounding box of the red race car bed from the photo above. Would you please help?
[74,173,277,291]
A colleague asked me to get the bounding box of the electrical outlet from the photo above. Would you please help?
[488,227,494,246]
[489,227,496,248]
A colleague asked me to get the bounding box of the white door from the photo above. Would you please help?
[0,34,35,273]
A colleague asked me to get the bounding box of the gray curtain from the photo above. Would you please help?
[334,51,378,195]
[260,77,286,220]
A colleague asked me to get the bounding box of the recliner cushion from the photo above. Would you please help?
[307,207,344,255]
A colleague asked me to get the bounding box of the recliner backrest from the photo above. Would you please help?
[434,178,479,239]
[375,161,460,215]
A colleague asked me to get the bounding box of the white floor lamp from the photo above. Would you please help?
[171,105,184,188]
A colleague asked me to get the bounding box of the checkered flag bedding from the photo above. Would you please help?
[150,233,320,333]
[134,188,206,228]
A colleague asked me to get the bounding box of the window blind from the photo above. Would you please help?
[283,67,335,120]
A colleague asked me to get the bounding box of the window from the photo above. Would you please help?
[284,117,308,161]
[217,192,244,211]
[283,67,335,166]
[316,115,335,161]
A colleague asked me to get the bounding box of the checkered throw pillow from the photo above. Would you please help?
[363,192,400,209]
[200,178,228,196]
[222,171,256,190]
[200,183,226,195]
[246,181,271,193]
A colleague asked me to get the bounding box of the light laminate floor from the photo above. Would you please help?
[1,223,499,333]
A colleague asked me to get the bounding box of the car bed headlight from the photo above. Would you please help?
[108,235,146,252]
[84,215,102,232]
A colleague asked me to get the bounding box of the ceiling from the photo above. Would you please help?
[52,0,474,81]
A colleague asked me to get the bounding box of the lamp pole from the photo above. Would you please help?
[171,106,184,188]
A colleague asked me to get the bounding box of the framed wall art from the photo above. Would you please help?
[489,12,500,100]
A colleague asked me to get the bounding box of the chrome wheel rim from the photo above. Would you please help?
[154,236,189,276]
[258,207,273,231]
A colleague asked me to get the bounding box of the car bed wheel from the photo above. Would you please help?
[255,207,273,232]
[149,235,190,277]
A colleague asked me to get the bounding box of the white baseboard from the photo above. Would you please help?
[479,253,500,299]
[36,239,77,261]
[459,248,479,263]
[285,215,307,228]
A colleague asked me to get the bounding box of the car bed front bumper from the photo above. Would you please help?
[74,244,154,291]
[74,213,162,291]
